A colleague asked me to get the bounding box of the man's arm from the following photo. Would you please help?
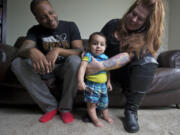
[18,39,50,74]
[45,39,83,72]
[18,40,36,58]
[54,39,83,57]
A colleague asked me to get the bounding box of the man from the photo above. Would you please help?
[11,0,83,124]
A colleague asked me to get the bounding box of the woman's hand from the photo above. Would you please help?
[86,56,104,75]
[102,53,131,70]
[86,52,131,75]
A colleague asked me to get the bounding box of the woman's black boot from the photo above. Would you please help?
[124,106,139,133]
[124,91,145,133]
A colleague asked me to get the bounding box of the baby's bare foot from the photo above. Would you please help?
[104,116,113,124]
[94,120,104,127]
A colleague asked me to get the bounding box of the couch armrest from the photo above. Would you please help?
[157,50,180,68]
[0,44,17,81]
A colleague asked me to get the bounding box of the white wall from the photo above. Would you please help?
[7,0,36,45]
[169,0,180,50]
[157,0,169,55]
[52,0,134,40]
[7,0,134,45]
[7,0,169,54]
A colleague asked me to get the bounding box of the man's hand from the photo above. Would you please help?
[46,48,60,72]
[29,48,50,74]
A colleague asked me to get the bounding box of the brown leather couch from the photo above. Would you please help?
[1,37,180,108]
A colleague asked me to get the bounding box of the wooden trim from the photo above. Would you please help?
[0,0,7,44]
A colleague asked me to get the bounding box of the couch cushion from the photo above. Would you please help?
[0,44,17,81]
[148,68,180,94]
[158,50,180,68]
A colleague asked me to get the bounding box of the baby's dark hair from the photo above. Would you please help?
[88,32,106,44]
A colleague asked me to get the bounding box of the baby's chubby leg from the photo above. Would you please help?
[102,109,113,124]
[87,103,103,127]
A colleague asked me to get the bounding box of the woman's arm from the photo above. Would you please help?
[86,52,131,74]
[103,52,130,70]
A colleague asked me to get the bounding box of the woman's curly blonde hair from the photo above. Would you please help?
[116,0,165,58]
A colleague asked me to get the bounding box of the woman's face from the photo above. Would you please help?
[125,5,150,32]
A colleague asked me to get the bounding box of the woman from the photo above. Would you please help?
[86,0,165,133]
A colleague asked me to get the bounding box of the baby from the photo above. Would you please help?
[78,32,113,127]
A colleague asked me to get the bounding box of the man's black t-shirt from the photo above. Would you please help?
[26,20,81,64]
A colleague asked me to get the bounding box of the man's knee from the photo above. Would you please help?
[11,58,32,73]
[12,57,21,66]
[66,55,81,63]
[11,58,23,72]
[65,55,81,69]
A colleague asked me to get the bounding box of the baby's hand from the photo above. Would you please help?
[107,82,112,91]
[78,81,86,90]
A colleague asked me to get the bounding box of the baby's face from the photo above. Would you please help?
[89,35,106,55]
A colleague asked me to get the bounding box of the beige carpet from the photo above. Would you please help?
[0,106,179,135]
